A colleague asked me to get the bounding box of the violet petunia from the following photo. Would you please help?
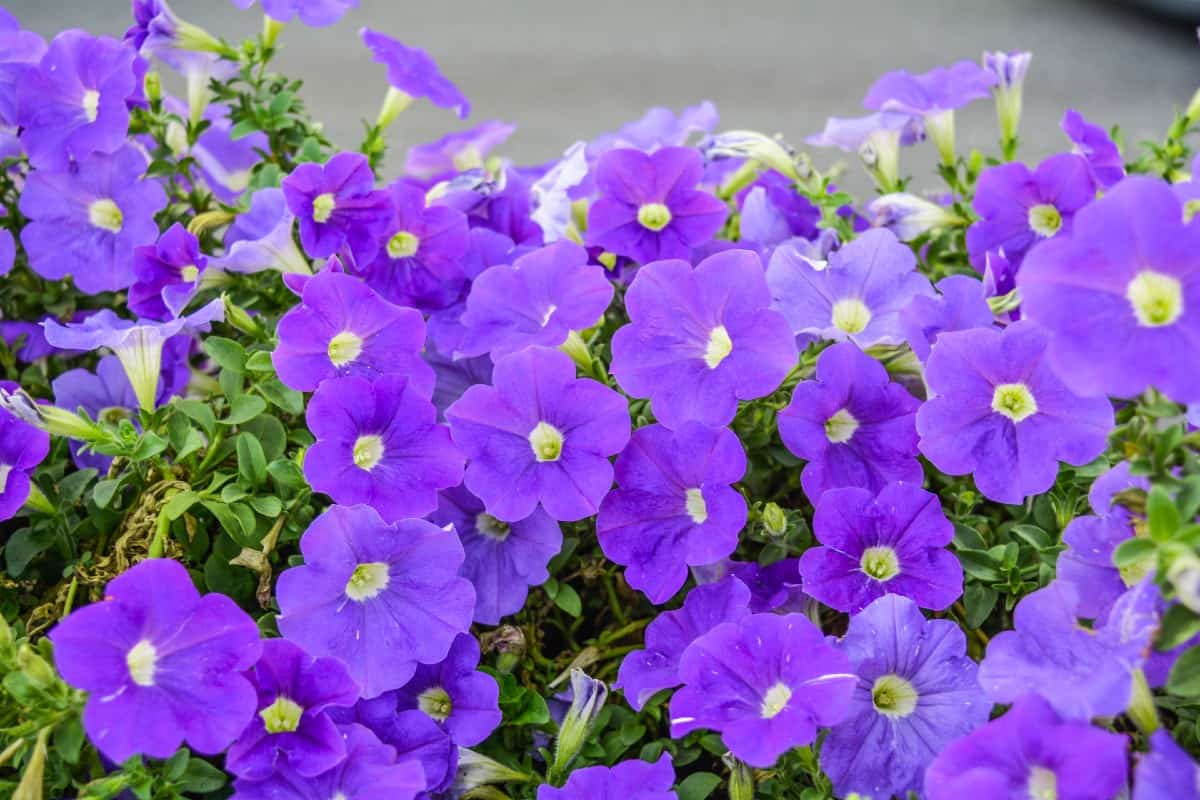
[213,187,311,275]
[361,27,470,119]
[590,101,718,156]
[799,482,962,614]
[1134,731,1200,800]
[446,346,631,522]
[128,222,210,320]
[404,120,516,179]
[282,151,393,263]
[276,504,475,699]
[596,422,747,603]
[52,355,142,471]
[778,341,922,502]
[230,0,358,27]
[900,273,995,361]
[916,320,1114,505]
[611,249,797,429]
[0,12,45,162]
[1062,108,1124,189]
[537,754,677,800]
[426,346,494,421]
[0,390,50,522]
[48,559,262,763]
[735,170,820,249]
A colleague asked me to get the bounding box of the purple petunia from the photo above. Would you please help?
[304,374,463,522]
[1019,176,1200,403]
[276,504,475,699]
[669,612,856,767]
[457,240,614,359]
[213,187,310,275]
[537,754,676,800]
[128,223,210,320]
[736,171,821,249]
[766,228,934,347]
[0,389,50,522]
[900,274,995,361]
[611,249,797,429]
[590,101,718,156]
[596,422,747,603]
[430,485,562,625]
[282,152,392,263]
[916,320,1114,505]
[404,120,516,179]
[821,595,990,800]
[225,639,360,780]
[1134,731,1200,800]
[48,559,262,763]
[230,0,359,27]
[0,12,45,162]
[586,146,727,264]
[19,144,167,294]
[360,27,470,119]
[52,355,143,471]
[446,346,631,522]
[924,694,1128,800]
[778,341,922,502]
[1062,108,1124,189]
[799,482,962,614]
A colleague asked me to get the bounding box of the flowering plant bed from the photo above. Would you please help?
[1,2,1200,799]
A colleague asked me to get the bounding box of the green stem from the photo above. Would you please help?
[147,509,171,559]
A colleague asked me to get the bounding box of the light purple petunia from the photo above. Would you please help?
[821,595,990,800]
[430,484,562,625]
[900,273,995,361]
[596,422,747,603]
[965,153,1095,270]
[806,110,923,170]
[735,171,820,249]
[52,355,141,471]
[778,341,922,502]
[586,146,727,264]
[282,151,393,263]
[336,701,456,795]
[426,347,494,421]
[1019,176,1200,403]
[799,482,962,614]
[1134,731,1200,800]
[590,101,718,156]
[360,27,470,118]
[276,504,475,699]
[537,754,676,800]
[17,29,135,170]
[611,249,797,429]
[446,346,631,522]
[1062,108,1124,189]
[766,228,934,347]
[48,559,262,763]
[916,320,1114,505]
[0,11,45,162]
[226,639,360,780]
[924,694,1128,800]
[128,222,209,320]
[669,612,856,767]
[0,387,50,522]
[304,374,463,522]
[19,144,167,294]
[273,271,433,393]
[404,120,516,179]
[230,0,358,27]
[213,187,310,275]
[616,577,751,711]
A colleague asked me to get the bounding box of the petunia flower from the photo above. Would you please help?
[864,192,963,242]
[596,422,747,603]
[226,639,360,780]
[585,146,728,264]
[0,389,50,522]
[1018,176,1200,403]
[616,577,751,711]
[128,223,212,320]
[273,271,433,393]
[1134,731,1200,800]
[426,347,494,421]
[924,694,1128,800]
[19,144,167,294]
[899,273,995,361]
[360,27,470,122]
[537,754,676,800]
[916,321,1114,505]
[230,0,359,27]
[457,240,613,359]
[530,141,590,243]
[446,346,631,522]
[800,482,962,613]
[430,485,562,625]
[303,374,463,522]
[404,120,516,179]
[1062,108,1124,189]
[213,187,311,275]
[282,151,393,263]
[669,612,856,767]
[984,50,1032,147]
[0,12,46,162]
[778,341,922,502]
[766,228,934,348]
[806,112,922,189]
[276,504,475,699]
[48,559,263,763]
[52,356,143,471]
[735,171,820,249]
[590,101,718,156]
[611,249,797,429]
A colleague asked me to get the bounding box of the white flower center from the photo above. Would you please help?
[637,202,672,232]
[860,545,900,581]
[760,682,792,719]
[1126,270,1184,328]
[81,89,100,123]
[871,674,918,718]
[126,640,158,687]
[417,686,453,722]
[475,513,512,542]
[179,265,200,283]
[991,382,1038,423]
[831,298,872,335]
[88,199,124,233]
[1026,203,1062,238]
[824,408,859,444]
[529,421,564,462]
[352,434,384,470]
[259,695,304,734]
[327,330,364,367]
[311,192,337,223]
[387,230,420,259]
[345,561,390,601]
[684,488,708,524]
[1026,766,1058,800]
[703,325,733,369]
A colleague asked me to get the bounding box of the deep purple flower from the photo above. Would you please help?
[446,346,631,522]
[426,347,494,421]
[800,482,961,614]
[778,341,922,502]
[1019,176,1200,403]
[900,273,994,361]
[48,559,262,762]
[1134,731,1200,800]
[0,393,50,522]
[916,321,1114,505]
[430,485,561,625]
[404,120,516,179]
[766,228,934,347]
[273,271,433,393]
[586,146,727,263]
[17,29,135,170]
[276,504,475,698]
[611,249,797,428]
[360,28,470,119]
[338,702,456,794]
[723,559,807,612]
[1062,108,1124,189]
[457,240,613,359]
[213,187,310,275]
[597,422,747,603]
[19,145,167,294]
[537,754,676,800]
[282,152,392,263]
[669,612,855,767]
[821,595,990,800]
[616,577,750,711]
[965,153,1095,270]
[230,0,358,27]
[128,223,209,320]
[736,171,820,248]
[226,639,360,780]
[304,374,463,522]
[924,694,1128,800]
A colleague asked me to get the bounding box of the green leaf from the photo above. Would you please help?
[179,756,228,793]
[163,748,190,781]
[963,582,998,628]
[1167,645,1200,697]
[175,398,216,437]
[267,90,295,117]
[1148,485,1182,542]
[1009,524,1052,550]
[268,459,307,490]
[202,501,255,548]
[93,478,123,509]
[1159,604,1200,651]
[229,119,261,140]
[952,523,986,551]
[4,527,54,576]
[220,366,245,400]
[249,495,283,517]
[163,491,201,521]
[1112,537,1157,567]
[56,468,98,505]
[677,772,722,800]
[204,336,247,373]
[129,432,169,461]
[242,414,287,461]
[53,716,85,765]
[237,434,268,487]
[554,584,582,617]
[956,548,1002,582]
[223,395,267,426]
[245,350,276,372]
[259,377,304,415]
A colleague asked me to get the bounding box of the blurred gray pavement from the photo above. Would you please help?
[7,1,1200,182]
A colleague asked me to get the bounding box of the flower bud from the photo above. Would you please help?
[455,747,533,793]
[865,193,963,242]
[701,130,803,182]
[224,295,262,337]
[13,729,48,800]
[482,625,526,675]
[984,51,1032,152]
[1167,550,1200,614]
[0,388,104,442]
[143,70,162,105]
[16,644,57,690]
[550,669,608,781]
[761,502,787,538]
[724,754,755,800]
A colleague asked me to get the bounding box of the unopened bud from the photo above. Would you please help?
[761,502,787,538]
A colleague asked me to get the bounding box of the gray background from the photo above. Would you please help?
[7,1,1200,182]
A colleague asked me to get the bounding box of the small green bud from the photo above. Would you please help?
[143,70,162,105]
[761,502,787,538]
[17,644,57,690]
